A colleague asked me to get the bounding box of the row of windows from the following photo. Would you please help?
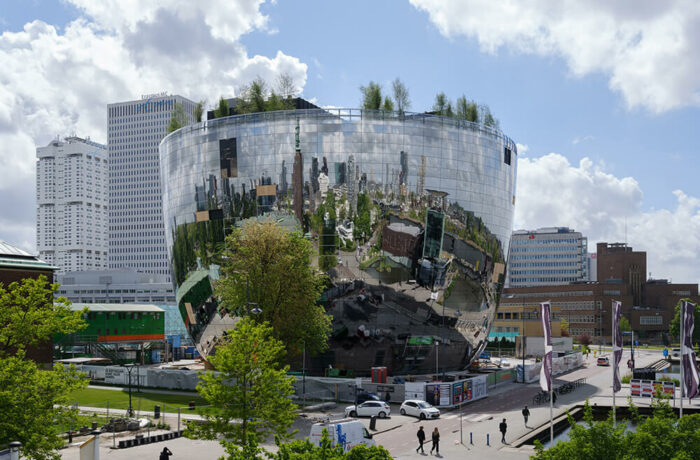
[510,246,582,253]
[510,269,581,275]
[510,261,583,268]
[640,316,663,325]
[509,254,581,260]
[512,238,582,245]
[509,277,581,283]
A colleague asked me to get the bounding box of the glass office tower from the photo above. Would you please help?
[160,108,518,374]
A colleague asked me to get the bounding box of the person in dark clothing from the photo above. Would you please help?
[552,392,558,405]
[416,426,426,453]
[430,427,440,455]
[159,447,173,460]
[500,418,508,443]
[522,405,530,426]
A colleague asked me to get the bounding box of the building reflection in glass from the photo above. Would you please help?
[160,108,517,375]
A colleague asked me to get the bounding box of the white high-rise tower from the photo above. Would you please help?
[107,94,195,280]
[36,137,109,272]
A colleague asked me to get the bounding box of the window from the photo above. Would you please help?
[504,147,512,165]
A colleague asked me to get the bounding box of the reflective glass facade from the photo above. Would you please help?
[160,108,518,374]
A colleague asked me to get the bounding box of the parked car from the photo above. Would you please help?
[597,356,610,366]
[345,401,391,418]
[309,420,375,451]
[355,392,381,404]
[399,400,440,419]
[672,348,681,358]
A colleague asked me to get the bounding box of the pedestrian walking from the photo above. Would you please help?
[416,426,426,454]
[552,391,558,405]
[522,405,530,426]
[499,418,508,444]
[159,446,173,460]
[430,427,440,455]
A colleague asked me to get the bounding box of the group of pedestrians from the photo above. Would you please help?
[413,403,537,453]
[416,426,440,455]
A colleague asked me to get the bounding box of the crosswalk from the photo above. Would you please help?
[441,412,493,423]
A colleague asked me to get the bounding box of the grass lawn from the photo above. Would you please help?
[67,387,208,413]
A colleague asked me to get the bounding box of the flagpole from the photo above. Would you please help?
[612,302,616,426]
[680,301,684,418]
[548,303,553,445]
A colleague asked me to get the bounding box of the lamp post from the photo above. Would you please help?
[124,363,134,417]
[521,309,526,383]
[302,340,306,409]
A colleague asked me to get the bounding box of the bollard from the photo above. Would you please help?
[9,441,21,460]
[91,430,101,460]
[470,432,473,445]
[487,433,490,446]
[369,416,377,431]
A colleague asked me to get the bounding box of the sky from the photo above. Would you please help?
[0,0,698,285]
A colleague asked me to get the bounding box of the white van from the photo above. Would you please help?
[309,419,375,451]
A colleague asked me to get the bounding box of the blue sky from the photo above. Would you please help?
[0,0,698,283]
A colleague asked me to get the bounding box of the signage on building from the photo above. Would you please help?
[137,97,172,113]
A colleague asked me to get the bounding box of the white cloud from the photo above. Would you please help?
[514,153,700,284]
[410,0,700,113]
[0,1,307,252]
[516,143,529,156]
[572,135,594,145]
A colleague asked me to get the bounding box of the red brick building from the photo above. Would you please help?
[501,242,699,344]
[0,240,58,364]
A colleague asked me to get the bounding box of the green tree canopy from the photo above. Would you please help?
[619,315,632,333]
[381,96,394,112]
[0,276,85,358]
[274,428,393,459]
[194,101,204,122]
[166,101,187,133]
[189,318,297,459]
[670,299,700,343]
[360,81,382,110]
[214,96,230,118]
[391,78,410,114]
[215,220,331,355]
[533,398,700,460]
[432,92,449,115]
[0,356,87,460]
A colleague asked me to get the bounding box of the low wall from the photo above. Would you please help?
[487,368,515,386]
[516,352,584,383]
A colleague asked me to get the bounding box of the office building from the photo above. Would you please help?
[36,137,108,272]
[501,242,700,344]
[506,227,588,288]
[107,93,196,280]
[160,105,518,374]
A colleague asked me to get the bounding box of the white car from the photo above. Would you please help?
[672,348,681,358]
[345,401,391,418]
[399,400,440,419]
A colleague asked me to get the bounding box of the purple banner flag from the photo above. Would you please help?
[612,301,623,393]
[540,301,552,392]
[682,300,699,399]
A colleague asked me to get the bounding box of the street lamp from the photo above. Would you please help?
[124,363,135,417]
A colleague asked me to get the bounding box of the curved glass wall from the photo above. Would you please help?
[160,108,518,375]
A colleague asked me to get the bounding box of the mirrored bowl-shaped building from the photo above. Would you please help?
[160,108,517,375]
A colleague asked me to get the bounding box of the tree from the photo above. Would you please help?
[276,72,298,100]
[432,92,449,115]
[577,333,592,347]
[0,276,85,358]
[0,355,87,460]
[619,315,632,333]
[166,101,187,133]
[273,428,393,459]
[391,78,410,114]
[360,81,382,110]
[215,220,331,355]
[214,96,230,118]
[560,317,570,337]
[381,96,394,112]
[189,318,297,459]
[455,95,469,120]
[194,101,204,123]
[670,298,700,343]
[533,398,700,460]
